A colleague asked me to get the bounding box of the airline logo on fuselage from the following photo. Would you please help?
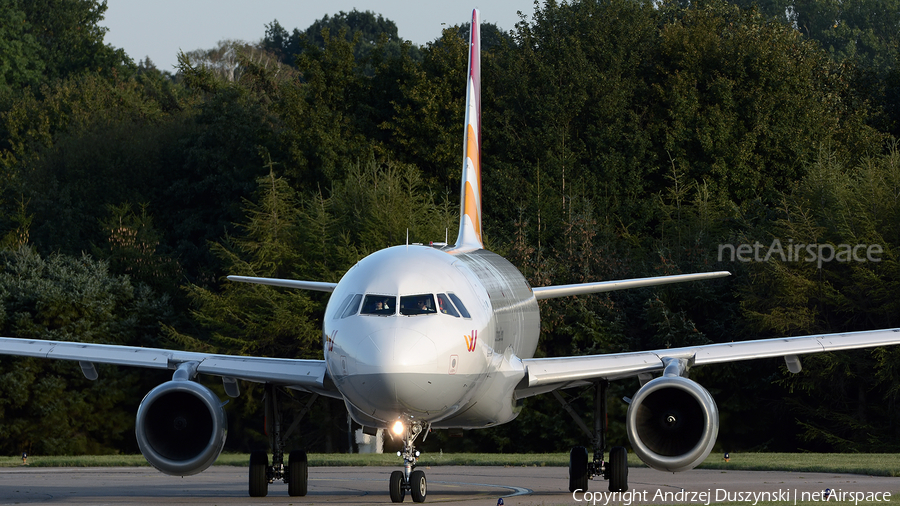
[327,330,337,352]
[464,330,478,352]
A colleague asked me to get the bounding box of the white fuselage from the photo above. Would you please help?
[323,245,539,429]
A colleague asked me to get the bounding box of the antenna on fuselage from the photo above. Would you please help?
[406,229,409,249]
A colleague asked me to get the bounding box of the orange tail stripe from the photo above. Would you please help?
[466,123,480,180]
[464,181,481,239]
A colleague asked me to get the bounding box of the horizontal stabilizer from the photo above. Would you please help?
[532,271,731,300]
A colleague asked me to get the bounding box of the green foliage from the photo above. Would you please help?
[2,1,900,455]
[327,159,456,252]
[732,0,900,74]
[173,170,319,359]
[382,27,470,187]
[489,0,661,242]
[738,145,900,450]
[262,10,421,68]
[0,3,45,90]
[4,74,179,260]
[0,247,173,455]
[166,168,351,452]
[93,203,181,294]
[654,0,881,202]
[15,0,131,86]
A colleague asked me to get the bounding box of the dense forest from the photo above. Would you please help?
[1,0,899,457]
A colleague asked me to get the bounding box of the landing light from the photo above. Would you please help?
[392,420,405,436]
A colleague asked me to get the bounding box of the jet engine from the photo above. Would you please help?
[135,380,227,476]
[625,375,718,472]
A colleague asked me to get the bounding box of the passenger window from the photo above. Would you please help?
[341,294,363,318]
[437,294,459,317]
[360,295,396,316]
[447,293,471,318]
[400,294,437,316]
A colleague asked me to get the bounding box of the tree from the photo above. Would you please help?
[0,3,44,91]
[3,73,173,258]
[0,246,173,455]
[18,0,131,85]
[277,27,371,186]
[172,168,319,360]
[380,26,470,188]
[184,40,253,83]
[327,158,456,252]
[738,145,900,450]
[262,10,421,68]
[166,168,333,452]
[93,203,181,294]
[652,0,882,203]
[488,0,662,248]
[731,0,900,73]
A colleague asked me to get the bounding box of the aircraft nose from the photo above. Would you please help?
[346,326,446,416]
[358,327,438,374]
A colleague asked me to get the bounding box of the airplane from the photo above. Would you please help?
[1,8,900,504]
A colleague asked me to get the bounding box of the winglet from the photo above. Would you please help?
[452,9,483,252]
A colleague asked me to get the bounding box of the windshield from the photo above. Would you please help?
[447,293,471,318]
[339,293,363,318]
[436,294,459,317]
[360,295,396,316]
[400,294,437,316]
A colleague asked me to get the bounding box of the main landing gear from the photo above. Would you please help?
[249,384,318,497]
[554,380,628,493]
[389,417,429,503]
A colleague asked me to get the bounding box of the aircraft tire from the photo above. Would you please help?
[288,450,308,497]
[608,446,628,492]
[569,446,589,492]
[389,470,406,502]
[410,470,427,503]
[249,451,268,497]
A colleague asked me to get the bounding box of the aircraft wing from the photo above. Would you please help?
[227,275,338,292]
[532,271,731,300]
[0,336,337,396]
[516,327,900,397]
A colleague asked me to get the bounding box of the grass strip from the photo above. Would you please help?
[0,452,896,477]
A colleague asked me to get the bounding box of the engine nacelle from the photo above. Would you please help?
[625,375,718,473]
[135,380,227,476]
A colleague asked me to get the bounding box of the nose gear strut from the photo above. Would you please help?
[389,417,429,503]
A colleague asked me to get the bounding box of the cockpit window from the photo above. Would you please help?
[361,295,395,316]
[340,293,363,318]
[447,293,471,318]
[436,293,460,317]
[334,294,354,319]
[400,294,437,316]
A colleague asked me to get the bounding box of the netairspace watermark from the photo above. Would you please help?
[571,488,893,506]
[718,239,883,269]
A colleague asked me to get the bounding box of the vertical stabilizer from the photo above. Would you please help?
[452,9,483,252]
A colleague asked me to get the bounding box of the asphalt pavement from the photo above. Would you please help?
[0,465,896,505]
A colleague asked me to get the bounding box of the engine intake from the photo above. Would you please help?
[135,380,227,476]
[625,376,718,472]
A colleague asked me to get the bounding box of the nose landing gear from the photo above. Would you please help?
[389,417,429,503]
